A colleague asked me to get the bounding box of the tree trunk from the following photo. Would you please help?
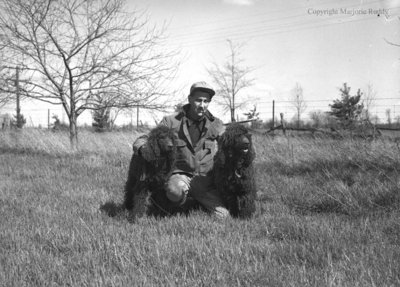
[297,112,300,129]
[16,66,21,128]
[69,112,78,150]
[69,77,77,149]
[230,107,235,122]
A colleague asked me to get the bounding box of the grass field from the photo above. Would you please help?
[1,129,399,286]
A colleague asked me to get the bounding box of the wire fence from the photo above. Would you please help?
[0,96,399,128]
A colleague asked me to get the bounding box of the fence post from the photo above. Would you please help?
[272,100,275,132]
[280,113,286,136]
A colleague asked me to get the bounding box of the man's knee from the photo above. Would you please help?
[165,174,190,202]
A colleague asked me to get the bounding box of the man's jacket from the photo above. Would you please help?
[133,104,225,176]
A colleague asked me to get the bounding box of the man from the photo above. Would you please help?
[132,81,229,218]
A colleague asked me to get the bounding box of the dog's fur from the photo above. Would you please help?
[124,126,183,218]
[214,123,257,218]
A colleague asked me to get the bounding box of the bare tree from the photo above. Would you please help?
[362,83,376,122]
[290,82,307,128]
[0,0,177,148]
[0,67,12,108]
[0,65,28,127]
[0,94,11,109]
[0,51,17,108]
[207,40,253,123]
[309,110,326,128]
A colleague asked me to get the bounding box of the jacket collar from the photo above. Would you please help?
[177,104,216,149]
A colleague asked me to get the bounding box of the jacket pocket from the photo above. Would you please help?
[200,139,216,161]
[204,139,216,152]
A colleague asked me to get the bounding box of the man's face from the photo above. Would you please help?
[188,91,211,119]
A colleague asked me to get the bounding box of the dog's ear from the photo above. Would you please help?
[215,148,226,165]
[246,141,256,164]
[140,143,156,161]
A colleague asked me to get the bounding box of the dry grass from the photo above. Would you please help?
[0,129,399,286]
[0,128,140,155]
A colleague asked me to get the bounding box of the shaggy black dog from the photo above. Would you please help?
[214,123,257,218]
[124,126,185,218]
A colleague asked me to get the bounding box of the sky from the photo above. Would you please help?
[1,0,399,126]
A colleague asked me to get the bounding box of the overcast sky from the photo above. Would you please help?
[2,0,399,126]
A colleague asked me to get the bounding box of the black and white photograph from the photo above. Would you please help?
[0,0,399,286]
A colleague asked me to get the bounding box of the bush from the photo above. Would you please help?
[11,113,26,128]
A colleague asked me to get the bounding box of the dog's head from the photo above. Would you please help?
[217,123,255,168]
[142,126,177,162]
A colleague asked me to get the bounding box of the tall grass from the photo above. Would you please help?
[0,130,399,286]
[0,128,140,155]
[254,136,400,216]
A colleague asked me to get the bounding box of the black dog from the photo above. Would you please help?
[124,125,198,218]
[214,123,257,218]
[124,126,179,218]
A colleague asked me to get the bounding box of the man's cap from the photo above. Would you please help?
[189,81,215,97]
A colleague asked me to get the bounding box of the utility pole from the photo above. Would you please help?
[231,46,235,123]
[272,100,275,129]
[280,112,286,135]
